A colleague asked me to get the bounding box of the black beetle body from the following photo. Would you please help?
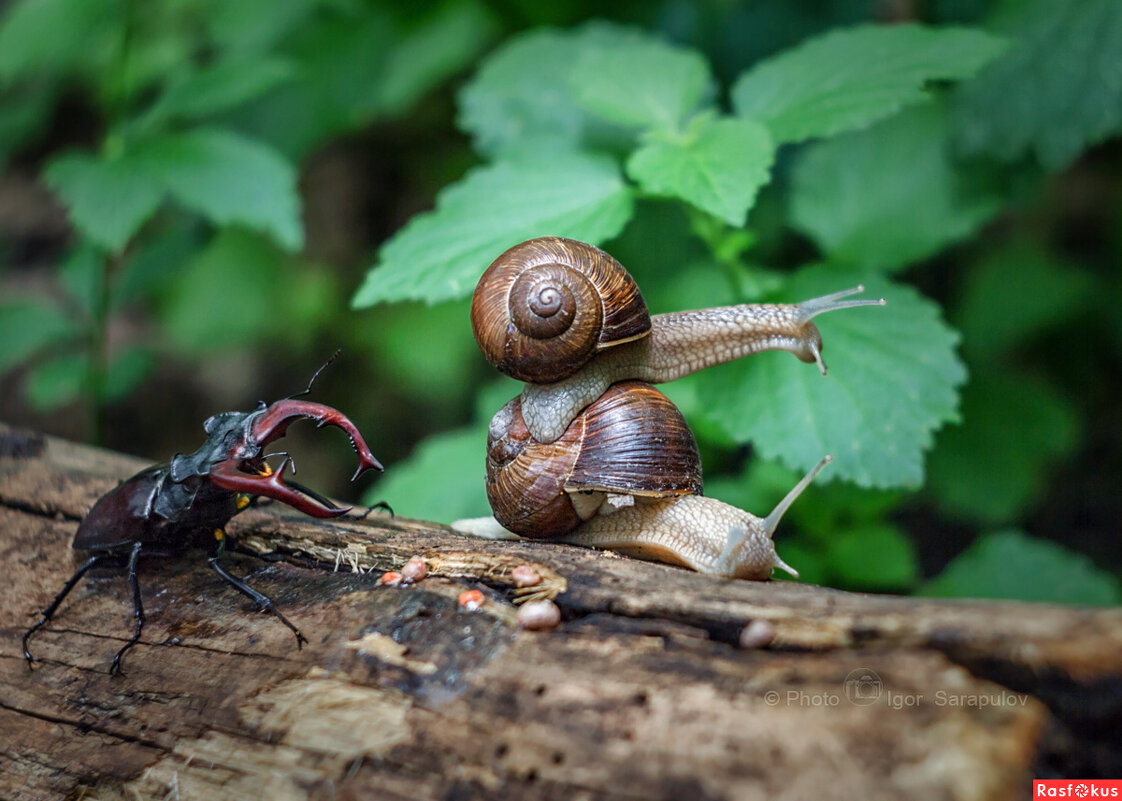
[23,366,382,675]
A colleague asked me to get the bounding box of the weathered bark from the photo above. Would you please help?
[0,422,1118,800]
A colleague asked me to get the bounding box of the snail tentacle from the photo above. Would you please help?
[519,290,885,443]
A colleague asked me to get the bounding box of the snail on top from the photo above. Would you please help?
[454,237,884,580]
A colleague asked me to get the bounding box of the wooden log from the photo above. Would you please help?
[0,422,1119,800]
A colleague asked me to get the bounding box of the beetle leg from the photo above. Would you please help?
[354,500,394,520]
[208,556,308,649]
[110,541,145,676]
[23,554,105,668]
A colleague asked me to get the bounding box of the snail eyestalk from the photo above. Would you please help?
[796,287,885,375]
[796,286,886,324]
[762,454,833,538]
[716,454,833,578]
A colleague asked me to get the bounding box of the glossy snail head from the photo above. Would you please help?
[470,237,651,384]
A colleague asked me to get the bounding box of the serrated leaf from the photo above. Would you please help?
[922,530,1121,605]
[926,371,1080,524]
[0,300,77,374]
[457,23,634,156]
[954,0,1122,169]
[790,103,1002,271]
[954,242,1092,361]
[627,114,774,226]
[25,351,89,410]
[353,153,634,306]
[148,57,295,123]
[44,150,164,253]
[696,266,966,488]
[135,128,303,251]
[732,22,1006,143]
[364,426,490,523]
[570,35,711,131]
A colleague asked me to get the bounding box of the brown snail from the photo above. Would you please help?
[455,237,883,579]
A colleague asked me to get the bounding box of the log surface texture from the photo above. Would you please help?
[0,423,1119,801]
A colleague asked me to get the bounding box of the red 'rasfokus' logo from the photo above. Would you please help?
[1034,781,1122,798]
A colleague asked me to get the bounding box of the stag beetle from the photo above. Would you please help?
[23,357,382,674]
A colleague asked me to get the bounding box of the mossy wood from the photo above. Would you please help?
[0,422,1119,800]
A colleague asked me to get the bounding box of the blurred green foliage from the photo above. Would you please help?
[1,0,1120,606]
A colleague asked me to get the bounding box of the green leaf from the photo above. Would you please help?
[103,345,154,402]
[954,0,1122,169]
[825,523,919,591]
[364,426,490,523]
[0,0,120,81]
[790,103,1003,271]
[0,84,54,165]
[954,242,1093,362]
[570,34,711,131]
[111,224,202,310]
[147,57,295,123]
[367,300,480,399]
[926,371,1080,524]
[457,23,632,156]
[225,6,396,158]
[161,229,277,352]
[205,0,315,54]
[0,300,77,374]
[160,229,327,352]
[25,351,90,411]
[768,538,828,586]
[44,150,164,253]
[922,530,1121,605]
[135,128,303,251]
[377,0,497,115]
[58,244,104,319]
[627,114,774,227]
[731,22,1006,143]
[353,153,634,306]
[696,265,966,488]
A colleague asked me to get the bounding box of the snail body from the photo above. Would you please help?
[457,237,884,579]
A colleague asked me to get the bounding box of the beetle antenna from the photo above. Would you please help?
[289,350,342,399]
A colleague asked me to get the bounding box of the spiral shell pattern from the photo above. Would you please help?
[485,381,702,538]
[470,237,651,384]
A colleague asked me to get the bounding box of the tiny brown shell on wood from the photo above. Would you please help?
[470,237,651,383]
[485,381,702,538]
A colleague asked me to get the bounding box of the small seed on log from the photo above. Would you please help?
[739,619,776,649]
[401,556,427,584]
[511,565,541,588]
[517,600,561,631]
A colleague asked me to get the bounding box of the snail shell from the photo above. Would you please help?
[470,237,651,384]
[485,380,702,538]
